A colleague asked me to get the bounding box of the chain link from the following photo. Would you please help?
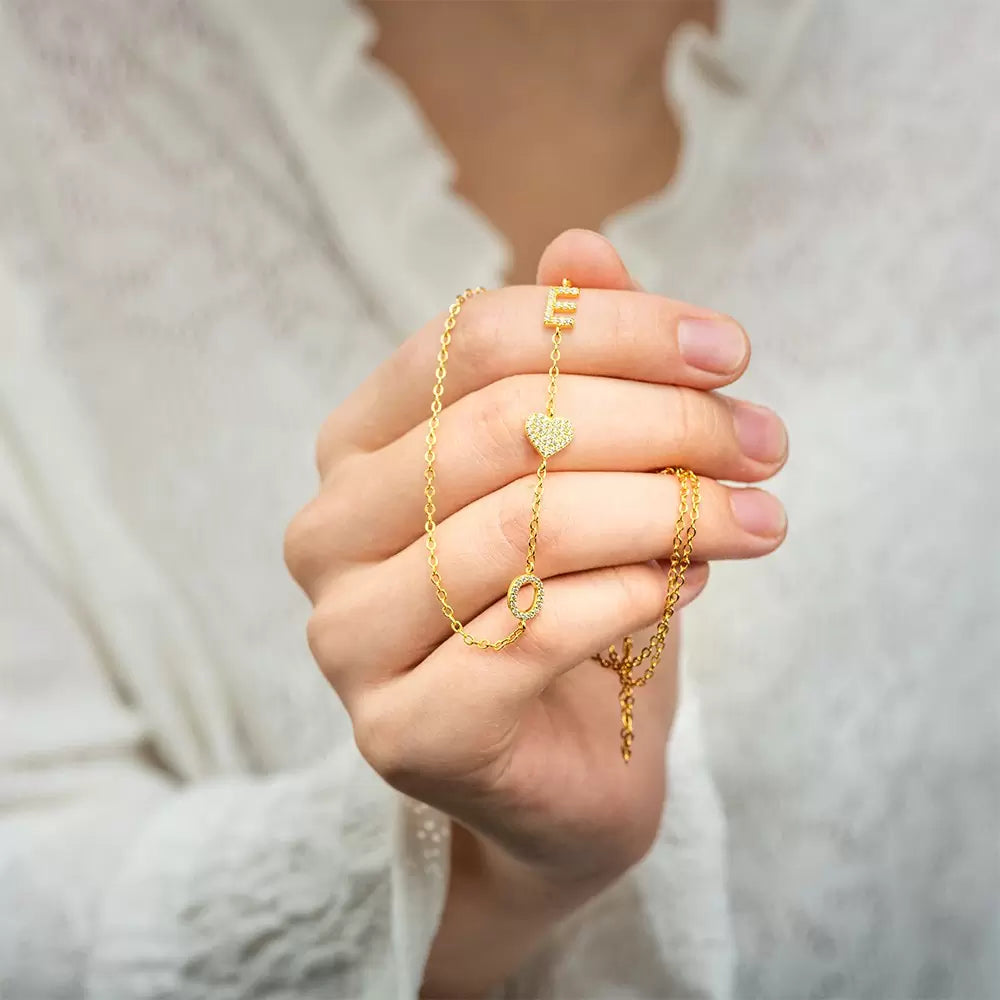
[545,328,562,418]
[424,285,571,650]
[593,467,701,761]
[424,284,697,761]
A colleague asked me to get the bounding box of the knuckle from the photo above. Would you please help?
[609,296,643,360]
[352,696,411,785]
[471,378,529,472]
[305,598,347,680]
[284,482,356,588]
[609,563,656,618]
[314,420,337,476]
[284,497,326,585]
[670,388,698,446]
[495,481,534,560]
[459,289,506,374]
[699,390,728,440]
[656,296,684,358]
[305,571,370,683]
[513,606,566,665]
[535,495,565,553]
[494,476,564,569]
[678,388,727,454]
[314,412,357,478]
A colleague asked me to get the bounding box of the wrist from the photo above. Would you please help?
[421,822,614,999]
[453,821,613,923]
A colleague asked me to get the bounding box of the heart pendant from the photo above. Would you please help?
[525,412,574,459]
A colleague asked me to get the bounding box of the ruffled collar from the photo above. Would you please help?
[208,0,813,335]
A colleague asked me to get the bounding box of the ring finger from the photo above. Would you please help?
[308,471,785,691]
[322,374,787,565]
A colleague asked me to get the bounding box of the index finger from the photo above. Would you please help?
[321,285,749,463]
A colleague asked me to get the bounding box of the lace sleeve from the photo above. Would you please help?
[0,253,450,1000]
[494,678,734,1000]
[0,495,451,1000]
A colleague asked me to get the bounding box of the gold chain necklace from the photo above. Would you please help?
[423,280,579,649]
[423,282,700,762]
[593,467,701,762]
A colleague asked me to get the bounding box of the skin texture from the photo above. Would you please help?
[286,228,788,998]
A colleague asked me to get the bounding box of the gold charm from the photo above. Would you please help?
[524,278,578,457]
[525,412,574,459]
[507,574,545,622]
[423,279,580,649]
[544,279,579,330]
[594,468,701,763]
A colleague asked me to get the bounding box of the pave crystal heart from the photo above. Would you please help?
[525,412,574,459]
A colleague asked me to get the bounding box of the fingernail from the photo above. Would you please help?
[731,400,788,464]
[677,318,747,374]
[730,489,787,538]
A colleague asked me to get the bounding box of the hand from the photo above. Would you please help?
[285,231,788,996]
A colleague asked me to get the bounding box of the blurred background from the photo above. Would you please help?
[1,2,998,998]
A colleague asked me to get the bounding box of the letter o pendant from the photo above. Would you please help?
[507,574,544,622]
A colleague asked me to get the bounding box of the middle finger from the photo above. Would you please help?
[320,285,750,465]
[307,470,786,687]
[333,373,787,563]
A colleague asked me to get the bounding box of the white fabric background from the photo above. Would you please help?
[0,0,997,997]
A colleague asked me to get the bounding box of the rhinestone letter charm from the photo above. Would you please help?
[507,574,544,621]
[525,412,574,459]
[544,279,580,330]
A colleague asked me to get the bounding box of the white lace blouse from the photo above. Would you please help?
[1,1,997,998]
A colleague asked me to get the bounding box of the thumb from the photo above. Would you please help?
[535,228,641,291]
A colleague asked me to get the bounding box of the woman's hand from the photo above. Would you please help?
[284,231,787,996]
